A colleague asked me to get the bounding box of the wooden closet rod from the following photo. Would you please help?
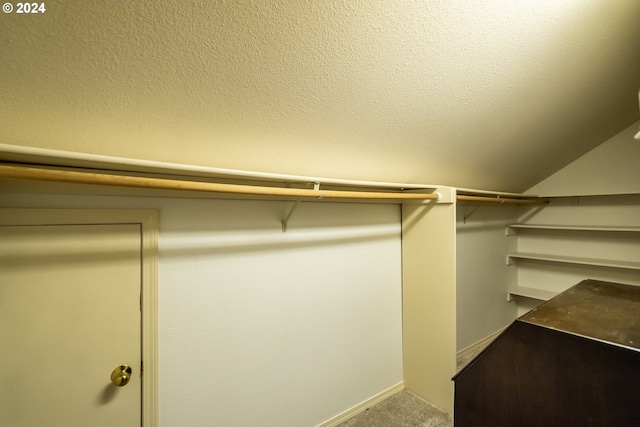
[0,164,439,201]
[0,164,547,204]
[457,194,547,205]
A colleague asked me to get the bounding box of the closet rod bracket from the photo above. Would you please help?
[463,205,481,223]
[281,182,320,232]
[282,199,301,232]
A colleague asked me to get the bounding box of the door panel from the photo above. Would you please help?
[0,224,141,427]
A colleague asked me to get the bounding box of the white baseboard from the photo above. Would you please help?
[317,382,405,427]
[457,327,506,360]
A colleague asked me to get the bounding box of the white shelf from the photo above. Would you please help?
[507,224,640,234]
[507,286,559,302]
[506,223,640,306]
[507,252,640,271]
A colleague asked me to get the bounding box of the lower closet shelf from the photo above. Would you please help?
[507,286,559,302]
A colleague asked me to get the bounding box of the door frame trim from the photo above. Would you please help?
[0,208,159,427]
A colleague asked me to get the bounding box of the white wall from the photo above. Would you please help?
[527,121,640,197]
[402,200,457,413]
[456,206,519,350]
[0,190,403,427]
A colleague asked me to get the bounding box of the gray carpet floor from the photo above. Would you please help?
[336,341,490,427]
[335,390,452,427]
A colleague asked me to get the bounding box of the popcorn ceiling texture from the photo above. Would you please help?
[1,0,639,192]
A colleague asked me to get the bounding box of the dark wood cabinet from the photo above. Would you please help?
[453,279,640,427]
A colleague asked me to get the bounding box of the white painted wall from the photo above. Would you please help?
[527,121,640,196]
[456,206,519,350]
[0,190,403,427]
[403,200,457,413]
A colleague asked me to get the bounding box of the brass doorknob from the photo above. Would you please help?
[111,365,132,387]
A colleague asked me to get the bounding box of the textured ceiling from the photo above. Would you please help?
[1,0,639,192]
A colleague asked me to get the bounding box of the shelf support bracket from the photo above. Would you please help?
[463,205,481,223]
[281,183,319,232]
[282,199,301,232]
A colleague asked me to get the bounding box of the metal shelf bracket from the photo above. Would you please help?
[282,182,319,232]
[282,199,301,232]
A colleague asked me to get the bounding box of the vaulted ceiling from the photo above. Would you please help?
[1,1,639,192]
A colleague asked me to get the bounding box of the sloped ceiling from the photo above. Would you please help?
[1,1,639,192]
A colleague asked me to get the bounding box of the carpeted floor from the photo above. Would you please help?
[336,341,490,427]
[335,390,452,427]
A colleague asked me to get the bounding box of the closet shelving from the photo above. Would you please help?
[506,224,640,233]
[507,252,640,270]
[506,224,640,301]
[506,285,558,302]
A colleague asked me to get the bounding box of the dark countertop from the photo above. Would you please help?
[520,279,640,352]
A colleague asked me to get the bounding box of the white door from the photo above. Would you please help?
[0,223,141,427]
